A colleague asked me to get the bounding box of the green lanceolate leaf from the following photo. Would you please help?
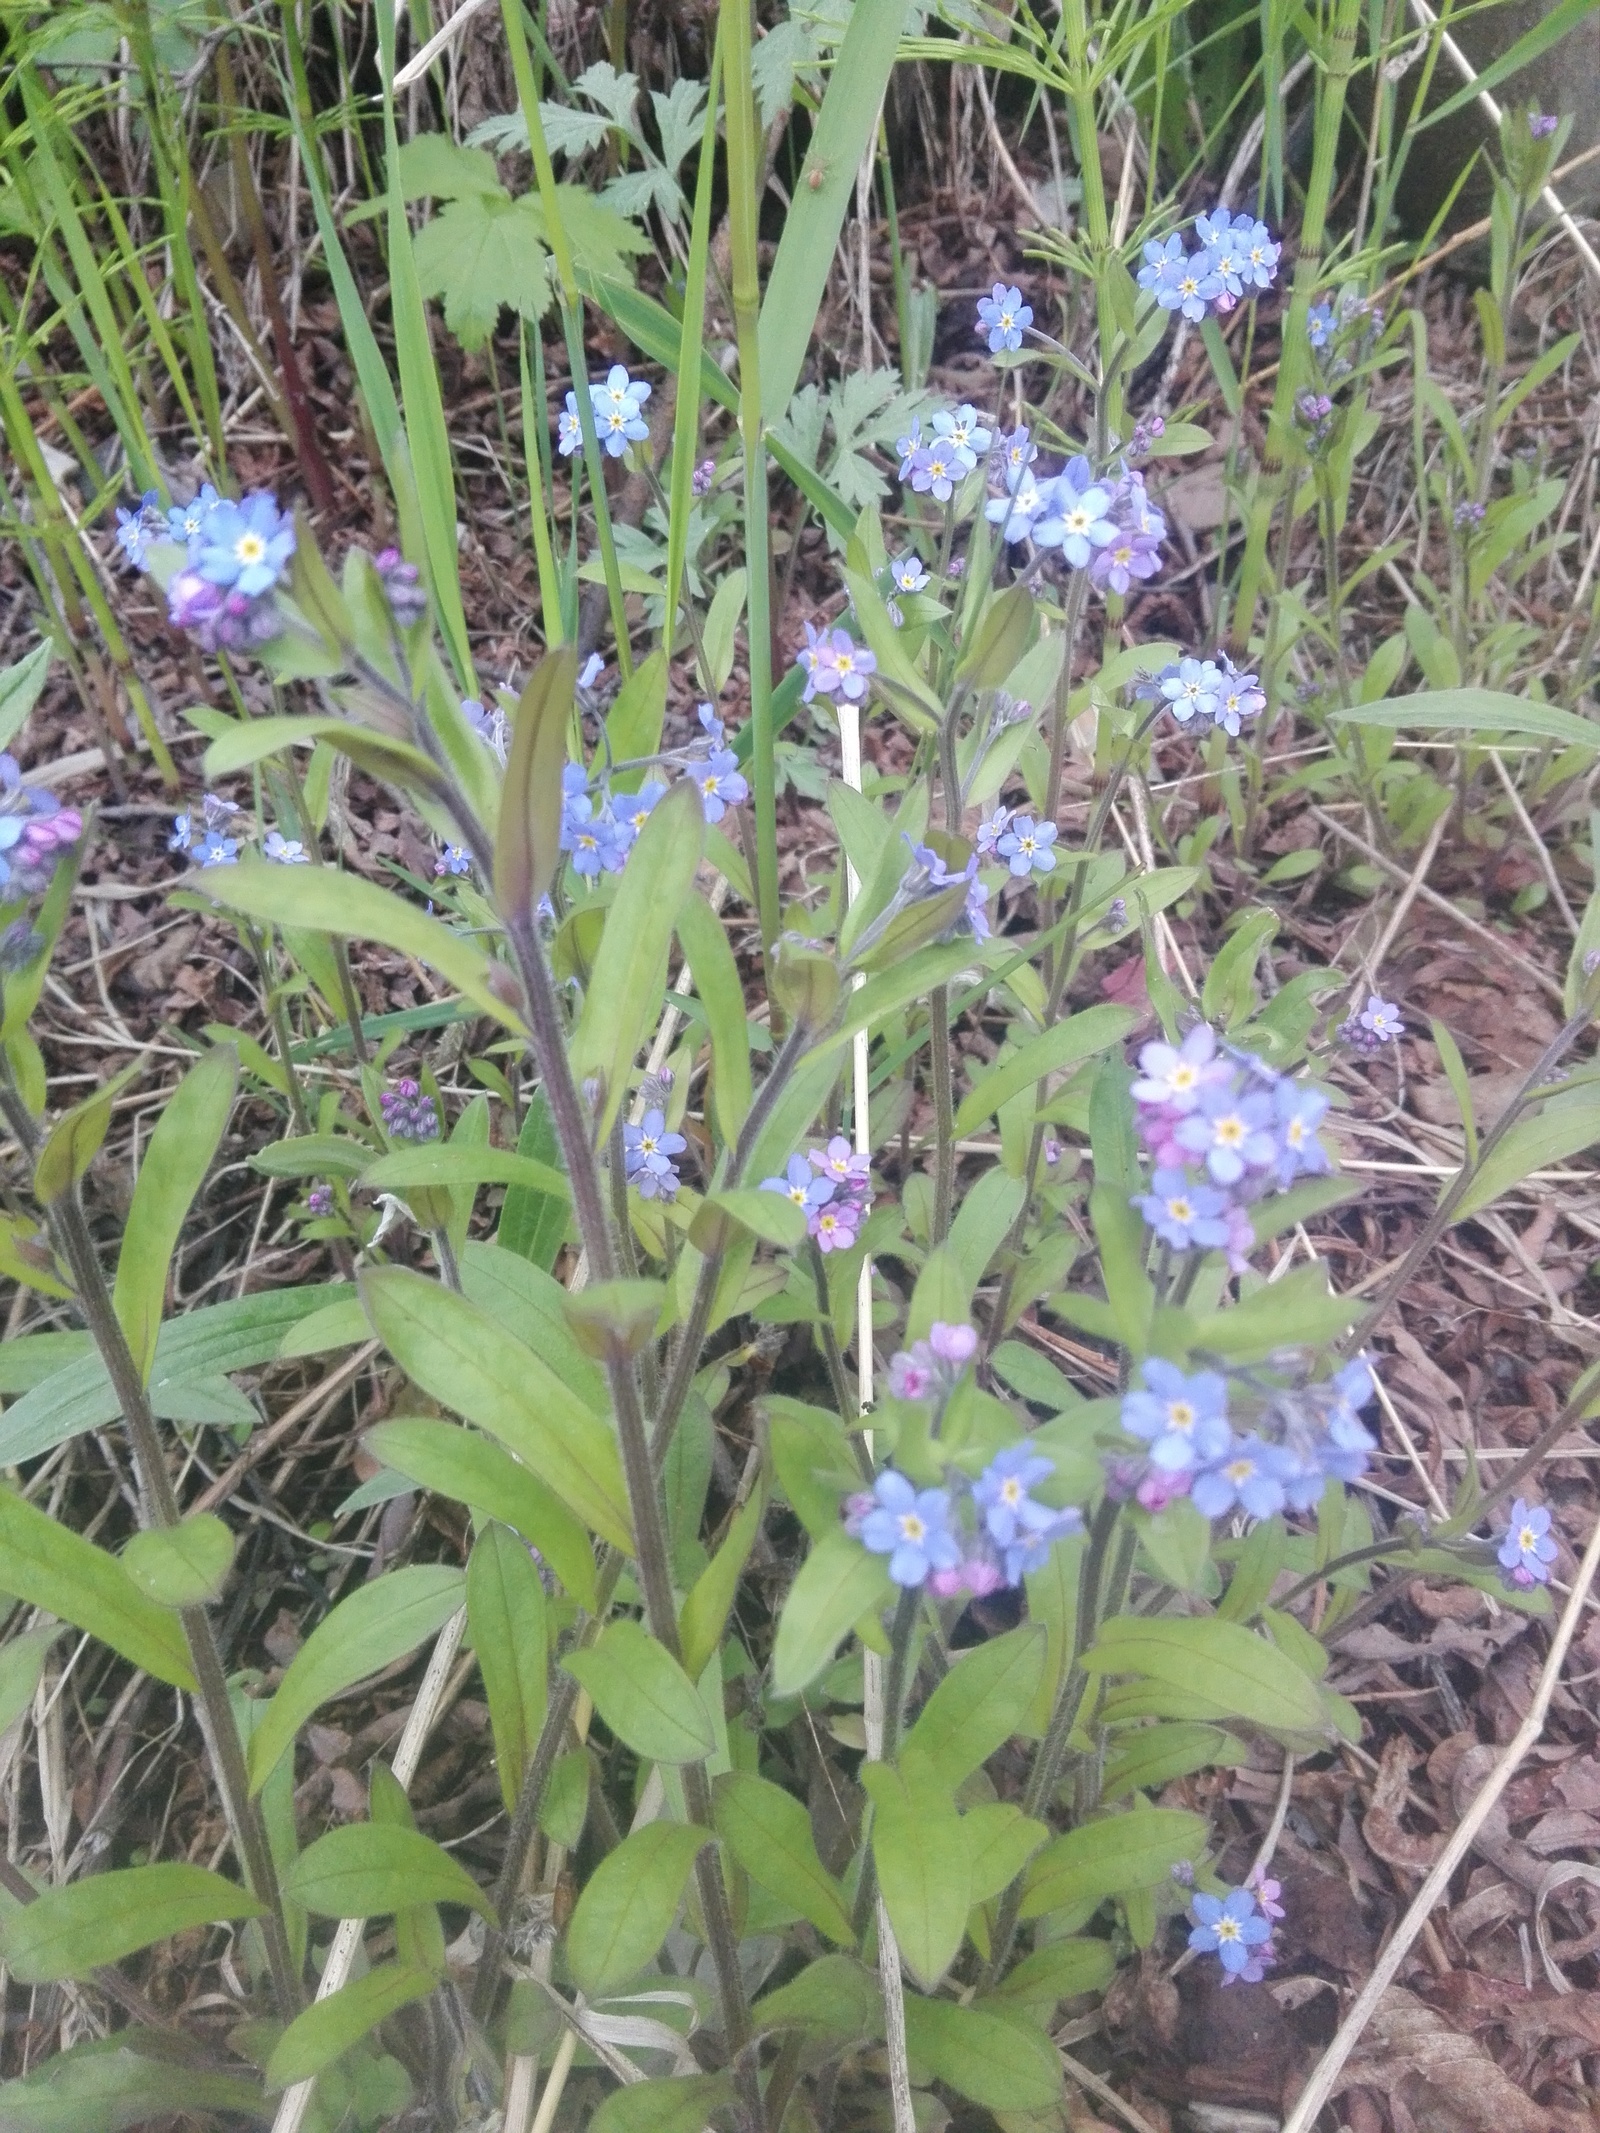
[1080,1614,1331,1736]
[360,1266,634,1552]
[590,2076,734,2133]
[0,1486,194,1689]
[0,1625,61,1738]
[564,1820,709,1997]
[497,1095,568,1268]
[569,780,706,1142]
[953,1004,1139,1137]
[676,892,753,1148]
[1332,688,1600,754]
[467,1522,548,1814]
[247,1564,466,1792]
[1101,1723,1246,1801]
[191,860,518,1029]
[266,1961,436,2086]
[752,1954,882,2042]
[0,638,53,754]
[986,1937,1116,2020]
[0,2031,264,2130]
[679,1490,764,1683]
[497,645,577,915]
[713,1771,854,1944]
[563,1620,716,1765]
[282,1822,491,1920]
[121,1515,234,1607]
[862,1762,968,1991]
[771,1527,893,1699]
[902,1623,1047,1789]
[1020,1807,1207,1919]
[361,1144,569,1202]
[111,1048,237,1384]
[901,1996,1064,2112]
[0,1864,263,1984]
[365,1418,596,1607]
[961,1802,1048,1904]
[1453,1082,1600,1222]
[31,1064,142,1205]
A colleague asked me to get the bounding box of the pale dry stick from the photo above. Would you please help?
[1369,1366,1450,1522]
[1309,804,1565,1001]
[1112,790,1200,997]
[1406,0,1600,293]
[392,0,498,89]
[1278,1500,1600,2133]
[972,67,1045,229]
[1247,1752,1296,1885]
[1489,749,1579,937]
[837,699,875,1416]
[526,2025,579,2133]
[1057,2048,1165,2133]
[1357,806,1448,995]
[269,1606,471,2133]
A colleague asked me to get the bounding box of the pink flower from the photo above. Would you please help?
[888,1344,936,1400]
[809,1201,860,1253]
[928,1321,977,1364]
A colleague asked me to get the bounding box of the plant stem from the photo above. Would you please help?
[0,1082,300,2021]
[929,986,955,1244]
[809,1241,859,1433]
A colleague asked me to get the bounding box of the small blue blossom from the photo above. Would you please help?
[1159,657,1227,728]
[114,491,162,568]
[1195,210,1249,298]
[1122,1360,1231,1473]
[690,749,749,824]
[1033,458,1118,568]
[974,1447,1058,1549]
[1000,1509,1083,1586]
[1188,1887,1273,1978]
[995,427,1037,482]
[1498,1498,1558,1588]
[896,418,924,482]
[1173,1085,1278,1186]
[1238,219,1282,291]
[761,1154,834,1212]
[985,471,1050,545]
[192,830,239,868]
[1307,301,1335,348]
[1191,1436,1293,1520]
[1137,234,1187,305]
[263,830,311,864]
[909,443,960,503]
[1214,657,1265,736]
[434,843,471,877]
[976,283,1032,355]
[995,815,1058,879]
[557,393,584,457]
[1132,1166,1232,1251]
[1164,248,1222,321]
[578,653,606,692]
[195,492,296,596]
[858,1470,962,1588]
[616,780,667,840]
[168,812,195,855]
[591,364,651,457]
[167,484,221,546]
[890,553,931,595]
[1271,1080,1333,1187]
[974,805,1010,856]
[931,404,992,471]
[624,1107,686,1197]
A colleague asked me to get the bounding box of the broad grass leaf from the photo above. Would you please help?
[246,1563,465,1792]
[569,780,705,1143]
[901,1996,1064,2112]
[903,1624,1047,1789]
[266,1962,435,2086]
[32,1064,141,1205]
[565,1821,709,1996]
[283,1823,490,1920]
[1019,1807,1207,1919]
[468,1523,548,1814]
[361,1144,569,1201]
[0,1864,263,1983]
[1452,1083,1600,1222]
[360,1266,633,1552]
[366,1419,596,1607]
[713,1772,854,1944]
[496,1096,568,1270]
[0,1486,193,1689]
[111,1048,237,1381]
[0,1626,61,1738]
[1080,1614,1330,1734]
[946,1169,1027,1294]
[1333,688,1600,754]
[771,1528,893,1697]
[563,1621,715,1764]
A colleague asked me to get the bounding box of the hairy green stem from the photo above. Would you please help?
[929,986,956,1245]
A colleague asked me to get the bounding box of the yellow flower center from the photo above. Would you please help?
[1215,1917,1242,1943]
[899,1513,927,1543]
[1167,1402,1195,1433]
[1171,1064,1199,1091]
[1518,1526,1538,1551]
[1001,1479,1023,1506]
[1166,1197,1193,1223]
[235,532,266,565]
[1226,1459,1255,1484]
[1215,1116,1246,1146]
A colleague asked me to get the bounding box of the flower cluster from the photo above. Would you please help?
[169,793,308,869]
[1339,993,1403,1052]
[558,364,651,459]
[623,1107,687,1200]
[1143,654,1266,738]
[1130,1025,1334,1270]
[0,758,82,894]
[374,547,427,627]
[1115,1355,1377,1521]
[975,805,1059,881]
[379,1078,440,1143]
[900,404,995,502]
[848,1438,1083,1592]
[761,1136,873,1253]
[975,284,1032,354]
[558,706,749,880]
[986,433,1168,592]
[119,485,296,653]
[1188,1881,1278,1984]
[1138,208,1281,322]
[1498,1498,1557,1588]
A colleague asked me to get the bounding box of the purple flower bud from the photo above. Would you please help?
[374,546,428,626]
[1529,112,1559,139]
[692,459,716,497]
[928,1321,977,1364]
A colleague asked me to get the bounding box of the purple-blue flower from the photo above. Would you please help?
[858,1470,963,1587]
[1137,234,1187,306]
[762,1154,833,1212]
[890,553,931,595]
[896,418,924,482]
[1121,1361,1231,1473]
[1131,1025,1228,1112]
[690,748,749,823]
[1307,301,1335,349]
[1271,1080,1333,1186]
[616,780,667,840]
[264,830,311,865]
[976,283,1032,354]
[985,470,1050,545]
[1214,658,1265,736]
[810,630,876,704]
[557,393,584,457]
[1237,218,1282,291]
[434,843,471,877]
[910,442,961,502]
[192,830,239,868]
[1191,1436,1293,1520]
[974,1447,1058,1550]
[995,815,1058,879]
[624,1108,686,1193]
[1033,459,1118,568]
[1498,1498,1558,1587]
[932,404,992,471]
[167,484,221,546]
[195,492,296,596]
[592,364,652,457]
[1091,528,1163,594]
[1188,1887,1273,1977]
[1159,657,1227,728]
[1132,1167,1232,1251]
[1174,1084,1278,1186]
[1341,994,1404,1051]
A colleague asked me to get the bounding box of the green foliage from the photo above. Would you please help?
[563,1620,716,1764]
[282,1823,490,1920]
[0,1865,264,1983]
[713,1772,855,1944]
[565,1821,709,1996]
[468,1522,549,1813]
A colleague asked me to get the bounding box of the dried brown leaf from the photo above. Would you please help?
[1333,1986,1571,2133]
[1363,1736,1445,1876]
